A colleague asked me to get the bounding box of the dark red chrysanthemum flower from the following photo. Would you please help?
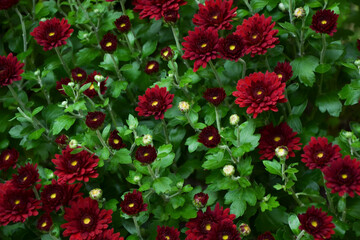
[357,39,360,51]
[193,0,237,30]
[207,219,241,240]
[235,14,278,57]
[30,18,74,51]
[274,61,293,83]
[203,88,226,106]
[298,206,335,240]
[323,155,360,197]
[198,126,221,148]
[82,71,108,98]
[217,33,246,61]
[0,148,19,171]
[0,181,41,225]
[61,197,113,240]
[194,192,209,208]
[56,77,71,95]
[233,71,287,118]
[156,226,180,240]
[115,15,131,33]
[185,203,236,240]
[85,111,106,130]
[0,0,19,10]
[160,47,174,61]
[37,213,53,232]
[132,0,187,21]
[93,228,124,240]
[71,67,87,83]
[11,163,39,189]
[135,85,174,120]
[301,137,342,170]
[52,146,99,184]
[182,27,219,72]
[257,231,275,240]
[100,33,118,53]
[162,9,179,23]
[310,9,339,36]
[258,122,302,160]
[145,61,160,75]
[55,134,69,149]
[120,190,147,216]
[108,130,126,150]
[0,53,24,87]
[135,145,157,164]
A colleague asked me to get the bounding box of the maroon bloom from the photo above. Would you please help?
[310,9,339,36]
[198,126,221,148]
[0,0,19,10]
[0,148,19,171]
[0,53,24,87]
[193,0,237,30]
[160,47,174,61]
[115,15,131,33]
[52,146,99,184]
[85,111,106,130]
[235,14,278,57]
[37,214,53,232]
[323,155,360,197]
[108,130,126,150]
[301,137,342,170]
[207,219,241,240]
[71,67,87,83]
[182,27,219,72]
[274,61,293,83]
[258,123,302,160]
[55,134,69,148]
[193,192,209,208]
[56,77,71,95]
[357,39,360,52]
[232,71,287,118]
[120,190,147,216]
[185,203,236,240]
[257,231,275,240]
[61,197,113,240]
[11,163,39,189]
[82,71,108,98]
[100,33,118,53]
[135,85,174,120]
[156,226,180,240]
[162,9,179,23]
[93,228,124,240]
[30,17,74,51]
[132,0,187,21]
[0,181,41,225]
[203,88,226,106]
[135,145,157,164]
[298,206,335,240]
[145,60,160,75]
[217,33,246,61]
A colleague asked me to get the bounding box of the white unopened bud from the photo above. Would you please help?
[83,33,89,39]
[275,146,288,159]
[94,74,105,82]
[69,139,78,149]
[89,188,103,200]
[176,181,184,189]
[342,131,353,139]
[133,175,142,182]
[40,18,47,22]
[229,114,240,125]
[222,165,235,177]
[61,100,68,107]
[178,101,190,112]
[278,3,286,12]
[142,134,153,145]
[34,70,41,76]
[68,82,75,87]
[354,60,360,67]
[294,7,305,18]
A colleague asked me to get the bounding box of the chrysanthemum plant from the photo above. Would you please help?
[1,0,360,239]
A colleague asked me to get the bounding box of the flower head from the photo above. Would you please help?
[55,134,69,149]
[30,17,73,51]
[301,137,342,170]
[323,155,360,197]
[203,88,226,106]
[90,188,103,201]
[207,219,241,240]
[198,126,221,148]
[163,9,179,23]
[178,101,190,112]
[0,53,24,87]
[294,7,305,18]
[120,190,147,216]
[161,47,174,61]
[135,145,157,164]
[274,61,293,83]
[239,223,251,236]
[115,15,131,33]
[217,33,246,61]
[156,226,180,240]
[56,77,71,95]
[61,197,113,239]
[142,134,153,145]
[222,165,235,177]
[229,114,239,125]
[235,14,278,57]
[145,60,160,75]
[0,0,19,9]
[182,27,219,72]
[298,206,335,240]
[71,67,87,83]
[232,71,287,118]
[85,111,106,130]
[258,123,302,160]
[11,163,39,189]
[257,231,275,240]
[100,33,118,53]
[108,130,126,150]
[192,0,237,30]
[37,214,53,232]
[132,0,186,21]
[135,85,174,120]
[193,192,209,208]
[52,146,99,184]
[93,228,124,240]
[82,71,108,98]
[0,148,19,171]
[310,9,339,36]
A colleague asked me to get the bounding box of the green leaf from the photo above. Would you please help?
[52,115,76,135]
[142,40,157,58]
[76,48,101,66]
[157,144,172,158]
[315,93,342,117]
[338,80,360,106]
[170,196,185,209]
[263,160,282,176]
[225,189,246,217]
[243,188,257,206]
[104,199,119,212]
[288,214,301,235]
[126,114,138,129]
[111,148,132,165]
[278,22,297,34]
[202,151,226,170]
[32,106,44,116]
[291,56,319,87]
[153,177,173,194]
[29,128,45,140]
[315,64,331,73]
[185,135,201,153]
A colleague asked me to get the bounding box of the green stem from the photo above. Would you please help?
[170,25,190,68]
[209,60,222,87]
[132,216,144,240]
[55,47,71,77]
[299,18,306,56]
[120,0,126,13]
[214,107,221,133]
[341,195,347,222]
[296,230,305,240]
[239,58,247,79]
[220,145,237,164]
[96,129,113,156]
[265,55,271,71]
[15,8,27,69]
[284,89,291,115]
[288,0,294,24]
[57,0,67,16]
[319,34,327,94]
[281,161,304,206]
[242,0,254,15]
[147,165,156,180]
[161,119,169,144]
[32,0,36,18]
[32,186,40,200]
[109,53,125,81]
[37,76,51,104]
[322,172,336,214]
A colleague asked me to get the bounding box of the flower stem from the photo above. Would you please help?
[299,18,306,56]
[280,160,304,206]
[239,58,247,79]
[209,60,223,87]
[242,0,254,15]
[296,230,305,240]
[55,47,71,77]
[32,186,40,200]
[95,129,113,156]
[161,119,169,144]
[288,0,294,24]
[341,195,347,222]
[132,216,144,240]
[147,165,156,180]
[170,25,190,68]
[319,34,327,94]
[214,107,221,133]
[109,54,125,81]
[322,172,335,214]
[15,7,27,69]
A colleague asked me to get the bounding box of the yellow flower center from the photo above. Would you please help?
[317,152,324,158]
[106,42,112,47]
[321,20,327,25]
[23,176,28,182]
[277,74,283,79]
[201,43,207,48]
[148,64,155,70]
[212,96,218,100]
[311,221,318,227]
[165,236,170,240]
[208,136,214,141]
[129,203,135,208]
[342,174,348,179]
[113,139,120,144]
[120,23,126,28]
[48,32,55,37]
[274,136,281,142]
[77,73,82,77]
[50,193,57,199]
[83,217,91,225]
[257,90,263,95]
[71,161,78,166]
[229,45,236,51]
[144,153,149,157]
[163,51,169,56]
[222,235,229,240]
[152,101,159,106]
[92,118,98,122]
[205,224,211,231]
[212,15,218,19]
[252,35,258,39]
[4,154,10,161]
[15,199,20,205]
[41,222,47,228]
[89,83,95,90]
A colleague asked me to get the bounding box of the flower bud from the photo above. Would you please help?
[69,139,78,149]
[178,101,190,113]
[278,3,286,12]
[229,114,239,125]
[142,134,153,145]
[222,165,235,177]
[89,188,103,200]
[355,60,360,68]
[34,69,41,76]
[275,146,288,159]
[133,174,142,182]
[55,134,68,149]
[94,74,105,82]
[239,223,251,236]
[294,7,305,18]
[193,192,209,208]
[160,46,174,61]
[61,100,68,107]
[342,131,354,139]
[176,181,184,189]
[68,82,75,87]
